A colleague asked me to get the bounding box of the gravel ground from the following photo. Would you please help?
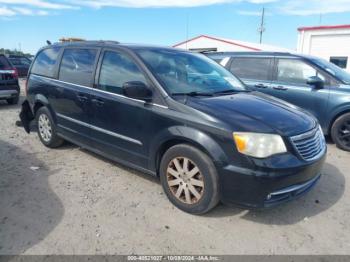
[0,80,349,255]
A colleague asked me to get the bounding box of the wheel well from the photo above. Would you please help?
[33,102,45,116]
[155,138,212,177]
[329,109,350,135]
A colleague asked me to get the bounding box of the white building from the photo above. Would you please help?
[297,24,350,72]
[173,34,293,53]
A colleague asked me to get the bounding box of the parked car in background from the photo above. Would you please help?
[20,41,326,214]
[206,52,350,151]
[8,55,32,77]
[0,54,20,104]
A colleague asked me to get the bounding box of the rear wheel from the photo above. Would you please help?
[331,112,350,151]
[6,96,19,105]
[160,144,219,214]
[36,107,64,148]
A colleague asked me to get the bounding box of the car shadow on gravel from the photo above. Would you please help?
[0,140,64,255]
[206,163,345,224]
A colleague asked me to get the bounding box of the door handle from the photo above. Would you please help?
[254,83,268,88]
[77,94,88,102]
[91,98,105,106]
[273,86,288,91]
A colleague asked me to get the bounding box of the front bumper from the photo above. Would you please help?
[219,152,326,208]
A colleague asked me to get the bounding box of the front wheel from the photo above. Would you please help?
[160,144,219,214]
[331,113,350,151]
[36,107,64,148]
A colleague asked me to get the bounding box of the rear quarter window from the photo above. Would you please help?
[31,47,61,78]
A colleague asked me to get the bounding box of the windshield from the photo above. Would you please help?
[311,57,350,84]
[136,49,246,95]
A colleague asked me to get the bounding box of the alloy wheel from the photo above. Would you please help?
[166,157,204,204]
[338,119,350,148]
[38,114,52,142]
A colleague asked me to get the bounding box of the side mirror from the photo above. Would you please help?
[122,81,153,102]
[307,76,324,89]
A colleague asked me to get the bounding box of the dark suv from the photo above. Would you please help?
[0,54,20,105]
[20,41,326,214]
[8,55,32,77]
[206,52,350,151]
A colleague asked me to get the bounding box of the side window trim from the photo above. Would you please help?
[57,47,101,88]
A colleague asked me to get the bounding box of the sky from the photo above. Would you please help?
[1,0,350,54]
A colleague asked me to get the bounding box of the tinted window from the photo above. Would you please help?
[0,56,11,69]
[9,57,31,66]
[59,48,97,86]
[31,47,61,77]
[277,59,324,85]
[230,57,271,81]
[98,51,147,95]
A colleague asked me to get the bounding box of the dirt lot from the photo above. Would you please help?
[0,80,349,255]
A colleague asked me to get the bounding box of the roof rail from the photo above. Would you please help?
[97,40,120,44]
[59,37,86,42]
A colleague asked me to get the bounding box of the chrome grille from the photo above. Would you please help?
[290,127,326,161]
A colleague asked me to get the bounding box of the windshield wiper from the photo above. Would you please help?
[171,91,213,97]
[214,89,248,95]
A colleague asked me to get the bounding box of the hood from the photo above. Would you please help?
[184,92,317,137]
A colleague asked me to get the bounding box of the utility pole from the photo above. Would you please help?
[258,7,265,44]
[185,12,189,50]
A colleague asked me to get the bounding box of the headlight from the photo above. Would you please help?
[233,132,287,158]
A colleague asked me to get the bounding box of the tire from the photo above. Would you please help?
[159,144,220,214]
[36,107,64,148]
[331,112,350,151]
[6,96,19,105]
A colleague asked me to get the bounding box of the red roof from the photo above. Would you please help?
[298,24,350,31]
[172,35,261,51]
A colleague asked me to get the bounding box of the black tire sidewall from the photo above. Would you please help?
[36,107,62,148]
[160,144,219,214]
[331,113,350,151]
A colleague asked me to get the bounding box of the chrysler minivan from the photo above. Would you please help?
[207,51,350,152]
[20,41,326,214]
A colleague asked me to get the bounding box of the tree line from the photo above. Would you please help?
[0,48,33,57]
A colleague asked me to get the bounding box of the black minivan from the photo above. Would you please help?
[20,41,326,214]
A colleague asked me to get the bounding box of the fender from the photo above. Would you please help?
[33,94,58,124]
[33,94,49,110]
[326,102,350,133]
[148,125,229,173]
